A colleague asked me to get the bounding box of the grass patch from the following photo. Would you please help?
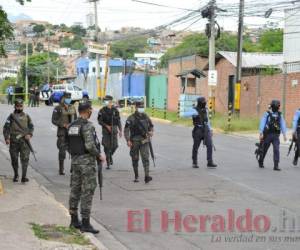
[143,108,259,132]
[30,223,92,246]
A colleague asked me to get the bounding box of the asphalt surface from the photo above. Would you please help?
[1,104,300,250]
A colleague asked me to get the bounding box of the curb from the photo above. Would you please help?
[0,178,4,195]
[0,140,109,250]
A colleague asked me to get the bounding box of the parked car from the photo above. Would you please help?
[117,96,145,108]
[40,83,89,105]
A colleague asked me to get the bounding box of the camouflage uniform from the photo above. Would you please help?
[52,101,77,174]
[3,111,34,180]
[124,112,154,181]
[68,118,99,220]
[98,106,121,167]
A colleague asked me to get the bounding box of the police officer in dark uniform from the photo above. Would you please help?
[191,97,217,168]
[98,95,122,169]
[258,100,287,171]
[292,108,300,166]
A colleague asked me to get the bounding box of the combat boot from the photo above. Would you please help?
[70,214,81,229]
[145,176,153,184]
[13,174,19,182]
[133,168,139,182]
[81,218,99,234]
[207,161,217,168]
[59,160,65,175]
[21,166,29,183]
[293,157,298,166]
[274,163,281,171]
[13,168,19,182]
[258,161,264,168]
[21,177,29,183]
[192,163,199,168]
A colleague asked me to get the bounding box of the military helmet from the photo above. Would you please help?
[15,98,24,106]
[134,99,144,108]
[78,100,92,112]
[103,95,113,101]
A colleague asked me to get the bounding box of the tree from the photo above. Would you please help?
[19,52,65,87]
[59,35,85,50]
[35,42,44,52]
[111,36,148,59]
[258,29,283,52]
[19,43,33,56]
[32,24,46,37]
[0,77,16,94]
[160,32,238,67]
[0,7,14,56]
[1,0,31,56]
[70,25,87,37]
[15,0,31,4]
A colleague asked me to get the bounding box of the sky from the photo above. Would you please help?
[1,0,284,31]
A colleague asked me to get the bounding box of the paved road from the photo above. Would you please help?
[1,104,300,250]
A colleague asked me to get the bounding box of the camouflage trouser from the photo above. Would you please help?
[130,140,150,178]
[69,164,97,219]
[57,135,68,161]
[102,127,118,165]
[9,139,30,177]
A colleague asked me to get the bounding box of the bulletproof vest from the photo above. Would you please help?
[101,107,119,126]
[68,119,87,156]
[61,105,76,125]
[193,107,208,127]
[10,113,29,136]
[131,113,149,138]
[265,111,281,134]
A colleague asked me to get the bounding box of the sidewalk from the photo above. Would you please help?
[0,144,106,250]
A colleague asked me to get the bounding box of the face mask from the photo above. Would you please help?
[15,109,23,113]
[198,102,206,109]
[137,108,145,113]
[104,101,109,106]
[64,98,72,105]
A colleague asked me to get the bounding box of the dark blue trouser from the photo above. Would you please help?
[260,133,280,164]
[192,127,213,164]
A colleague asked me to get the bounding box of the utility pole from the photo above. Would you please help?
[47,30,50,84]
[234,0,245,113]
[208,0,216,116]
[25,41,29,103]
[89,0,101,99]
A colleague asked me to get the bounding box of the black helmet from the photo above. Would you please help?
[78,100,92,112]
[135,100,144,108]
[103,95,113,101]
[197,96,206,108]
[15,98,24,106]
[270,100,280,112]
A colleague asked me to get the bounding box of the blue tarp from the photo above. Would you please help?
[109,59,135,67]
[122,73,145,97]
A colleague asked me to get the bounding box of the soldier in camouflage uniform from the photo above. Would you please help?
[3,99,34,183]
[98,95,122,169]
[67,101,104,234]
[52,92,77,175]
[124,100,154,183]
